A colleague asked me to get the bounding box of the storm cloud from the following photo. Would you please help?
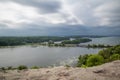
[1,0,61,13]
[0,0,120,36]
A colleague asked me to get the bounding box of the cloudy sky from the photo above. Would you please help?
[0,0,120,36]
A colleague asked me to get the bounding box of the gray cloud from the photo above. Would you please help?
[0,24,7,29]
[0,24,120,36]
[93,0,120,27]
[0,0,120,36]
[1,0,61,13]
[66,0,120,27]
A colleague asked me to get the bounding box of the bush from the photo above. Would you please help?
[86,54,104,67]
[98,49,111,62]
[113,46,120,55]
[17,65,28,70]
[98,45,120,62]
[81,64,87,68]
[77,54,90,67]
[110,54,120,61]
[7,66,13,70]
[1,67,6,71]
[77,45,120,67]
[65,64,70,68]
[31,66,39,69]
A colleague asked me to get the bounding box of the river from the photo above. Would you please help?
[0,37,120,67]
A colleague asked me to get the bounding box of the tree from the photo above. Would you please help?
[86,54,104,67]
[110,54,120,61]
[77,54,90,67]
[17,65,28,70]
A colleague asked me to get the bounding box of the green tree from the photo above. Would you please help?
[17,65,28,70]
[77,54,90,67]
[110,54,120,61]
[31,66,39,69]
[86,54,104,67]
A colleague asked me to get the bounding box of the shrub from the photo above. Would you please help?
[54,44,58,46]
[81,64,87,68]
[77,45,120,67]
[98,45,120,62]
[98,49,112,62]
[7,66,13,70]
[110,54,120,61]
[113,46,120,55]
[77,54,90,67]
[17,65,28,70]
[1,67,6,71]
[86,54,104,67]
[65,64,70,68]
[31,66,39,69]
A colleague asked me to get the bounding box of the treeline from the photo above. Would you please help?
[0,36,69,46]
[77,45,120,67]
[87,44,112,48]
[62,38,91,44]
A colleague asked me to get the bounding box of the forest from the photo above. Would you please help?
[0,36,92,46]
[0,36,68,46]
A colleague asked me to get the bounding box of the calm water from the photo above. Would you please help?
[0,37,120,67]
[0,46,100,67]
[81,37,120,46]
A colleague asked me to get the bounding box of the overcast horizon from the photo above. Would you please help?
[0,0,120,36]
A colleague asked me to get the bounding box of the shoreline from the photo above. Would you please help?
[0,43,113,48]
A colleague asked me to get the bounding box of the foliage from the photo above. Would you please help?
[0,36,92,46]
[7,66,13,70]
[17,65,28,70]
[98,45,120,62]
[65,64,70,68]
[31,66,39,69]
[77,54,90,67]
[86,55,104,67]
[62,38,91,44]
[87,44,111,48]
[81,64,87,68]
[77,45,120,67]
[110,54,120,61]
[0,36,69,46]
[0,67,6,71]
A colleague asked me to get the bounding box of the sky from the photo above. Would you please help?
[0,0,120,36]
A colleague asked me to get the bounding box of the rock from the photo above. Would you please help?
[0,60,120,80]
[58,72,69,76]
[93,69,105,73]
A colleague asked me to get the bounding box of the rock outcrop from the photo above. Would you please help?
[0,60,120,80]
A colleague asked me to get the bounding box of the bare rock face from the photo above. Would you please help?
[91,60,120,79]
[0,60,120,80]
[93,69,106,73]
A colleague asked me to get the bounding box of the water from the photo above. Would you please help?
[0,46,100,67]
[0,37,120,67]
[80,37,120,46]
